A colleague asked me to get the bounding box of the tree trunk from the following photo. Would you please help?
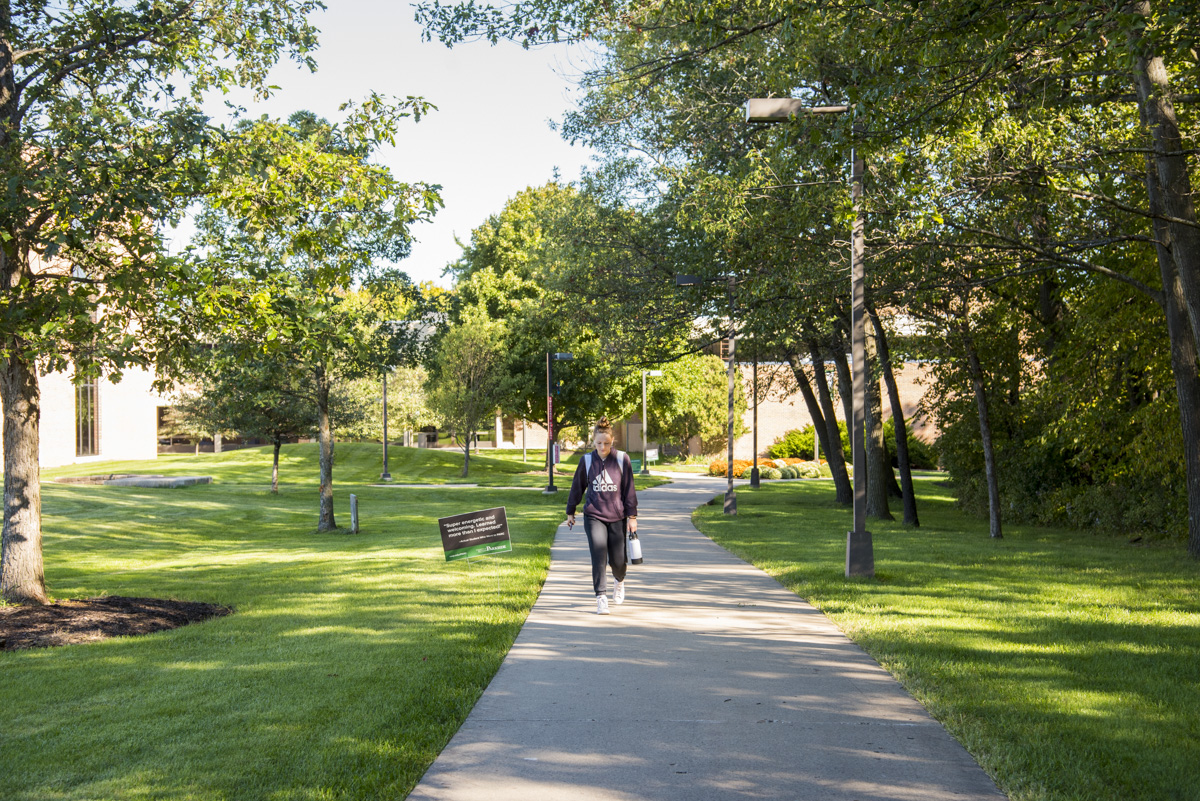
[1143,138,1200,556]
[830,328,854,436]
[803,341,853,504]
[272,437,281,494]
[315,365,336,531]
[0,348,47,604]
[965,340,1002,539]
[0,33,46,604]
[461,436,471,478]
[1161,240,1200,558]
[786,353,850,504]
[863,321,894,521]
[1129,2,1200,350]
[869,309,919,526]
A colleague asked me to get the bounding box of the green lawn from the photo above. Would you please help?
[693,478,1200,801]
[44,443,667,491]
[3,444,609,801]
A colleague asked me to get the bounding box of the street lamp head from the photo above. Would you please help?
[646,370,663,377]
[554,352,574,361]
[675,274,700,287]
[745,98,852,123]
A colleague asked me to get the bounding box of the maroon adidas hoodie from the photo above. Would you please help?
[566,449,638,523]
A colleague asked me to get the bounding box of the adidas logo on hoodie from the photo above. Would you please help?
[592,469,618,493]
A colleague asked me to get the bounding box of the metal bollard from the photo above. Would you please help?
[350,494,359,534]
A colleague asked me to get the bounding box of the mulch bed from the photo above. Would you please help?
[0,596,232,651]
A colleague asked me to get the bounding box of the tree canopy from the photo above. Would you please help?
[1,0,323,604]
[186,108,441,531]
[419,0,1200,552]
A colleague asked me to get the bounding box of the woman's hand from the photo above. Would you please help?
[567,514,576,529]
[628,517,637,534]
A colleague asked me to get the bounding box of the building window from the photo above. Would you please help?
[76,379,98,456]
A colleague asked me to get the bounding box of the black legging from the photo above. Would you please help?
[583,515,627,596]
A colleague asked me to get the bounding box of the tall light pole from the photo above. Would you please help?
[381,369,391,481]
[745,98,873,577]
[380,319,405,483]
[751,348,759,488]
[676,273,738,515]
[641,369,663,475]
[543,351,574,494]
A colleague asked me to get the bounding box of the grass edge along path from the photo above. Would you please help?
[3,445,607,801]
[42,442,670,492]
[693,479,1200,801]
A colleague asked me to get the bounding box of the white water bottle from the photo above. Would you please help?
[627,531,643,565]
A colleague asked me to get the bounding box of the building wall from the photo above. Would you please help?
[730,360,936,461]
[34,367,165,468]
[605,360,935,461]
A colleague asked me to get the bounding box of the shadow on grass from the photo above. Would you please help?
[692,480,1200,801]
[5,479,565,801]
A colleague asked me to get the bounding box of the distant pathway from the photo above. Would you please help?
[409,475,1007,801]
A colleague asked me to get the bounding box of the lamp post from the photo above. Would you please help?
[676,273,738,515]
[745,98,873,577]
[381,369,391,481]
[751,349,759,488]
[544,351,574,493]
[380,319,406,482]
[641,369,663,475]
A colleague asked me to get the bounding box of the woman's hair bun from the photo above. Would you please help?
[593,416,613,435]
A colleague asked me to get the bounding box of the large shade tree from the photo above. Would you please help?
[446,183,640,448]
[0,0,321,604]
[187,108,441,531]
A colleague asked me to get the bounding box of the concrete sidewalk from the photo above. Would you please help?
[409,476,1007,801]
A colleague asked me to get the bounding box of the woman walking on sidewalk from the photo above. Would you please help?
[566,417,638,615]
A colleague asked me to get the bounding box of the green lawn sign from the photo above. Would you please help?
[438,507,512,562]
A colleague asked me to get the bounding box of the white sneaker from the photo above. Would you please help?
[596,595,610,615]
[614,580,625,605]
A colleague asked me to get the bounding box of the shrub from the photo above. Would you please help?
[767,426,814,460]
[780,466,796,479]
[795,461,821,478]
[882,418,938,470]
[768,423,853,463]
[708,459,754,478]
[771,458,788,469]
[761,467,781,480]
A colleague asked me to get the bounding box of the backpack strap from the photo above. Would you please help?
[585,450,624,477]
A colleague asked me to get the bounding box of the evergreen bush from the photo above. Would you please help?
[768,423,852,463]
[882,418,937,470]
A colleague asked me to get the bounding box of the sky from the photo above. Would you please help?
[179,1,598,288]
